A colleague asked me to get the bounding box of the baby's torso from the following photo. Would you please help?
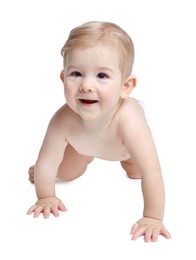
[61,103,132,161]
[67,125,130,161]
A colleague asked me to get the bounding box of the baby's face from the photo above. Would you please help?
[61,44,125,121]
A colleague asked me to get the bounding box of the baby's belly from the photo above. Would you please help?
[97,153,131,161]
[71,143,131,161]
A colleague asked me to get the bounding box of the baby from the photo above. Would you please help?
[27,21,171,242]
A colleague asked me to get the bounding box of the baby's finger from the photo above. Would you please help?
[33,205,44,218]
[58,201,67,212]
[151,228,160,242]
[131,226,146,240]
[51,206,60,217]
[130,222,139,234]
[28,166,34,174]
[29,173,34,183]
[161,227,171,239]
[43,205,51,218]
[27,205,36,215]
[144,228,154,242]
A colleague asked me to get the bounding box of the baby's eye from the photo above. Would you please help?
[70,71,82,77]
[97,73,109,79]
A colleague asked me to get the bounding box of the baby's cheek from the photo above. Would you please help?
[107,89,122,103]
[64,87,74,100]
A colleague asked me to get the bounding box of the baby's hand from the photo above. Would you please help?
[131,217,171,242]
[27,196,67,218]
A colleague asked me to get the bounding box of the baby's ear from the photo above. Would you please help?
[121,75,137,99]
[60,70,65,82]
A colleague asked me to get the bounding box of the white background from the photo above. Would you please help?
[0,0,196,259]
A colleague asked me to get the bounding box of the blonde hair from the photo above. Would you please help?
[61,21,135,80]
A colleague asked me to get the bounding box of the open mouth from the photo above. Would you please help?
[79,99,98,105]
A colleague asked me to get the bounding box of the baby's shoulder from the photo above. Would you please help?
[118,98,148,126]
[53,104,73,118]
[49,104,74,126]
[120,98,145,116]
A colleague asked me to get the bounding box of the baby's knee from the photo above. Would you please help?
[57,157,93,182]
[57,165,86,182]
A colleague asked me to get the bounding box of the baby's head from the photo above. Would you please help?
[61,21,135,81]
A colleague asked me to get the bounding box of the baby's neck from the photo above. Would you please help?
[80,107,121,133]
[77,99,124,132]
[80,116,112,132]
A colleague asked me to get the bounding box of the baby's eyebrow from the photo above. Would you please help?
[67,65,80,70]
[97,67,114,73]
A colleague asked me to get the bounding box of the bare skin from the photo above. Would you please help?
[27,101,170,242]
[27,44,171,242]
[28,145,141,184]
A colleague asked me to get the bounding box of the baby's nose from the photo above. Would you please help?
[79,80,95,92]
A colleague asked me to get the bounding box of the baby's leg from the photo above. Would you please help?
[57,144,94,181]
[120,158,142,179]
[28,144,94,183]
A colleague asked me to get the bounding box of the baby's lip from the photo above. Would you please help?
[79,99,99,104]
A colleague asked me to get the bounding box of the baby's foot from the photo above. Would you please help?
[28,165,35,183]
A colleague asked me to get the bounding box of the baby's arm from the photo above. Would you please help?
[121,101,171,242]
[27,106,68,218]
